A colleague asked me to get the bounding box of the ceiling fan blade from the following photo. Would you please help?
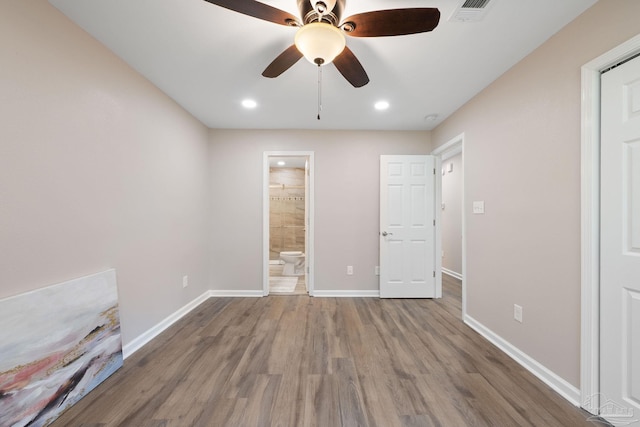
[333,46,369,88]
[341,8,440,37]
[203,0,300,27]
[262,45,304,78]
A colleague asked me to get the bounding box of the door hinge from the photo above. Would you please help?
[433,168,436,175]
[433,219,436,226]
[433,271,436,278]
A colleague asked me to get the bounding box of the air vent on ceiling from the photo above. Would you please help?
[449,0,494,22]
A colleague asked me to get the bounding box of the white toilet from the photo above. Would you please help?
[280,251,305,276]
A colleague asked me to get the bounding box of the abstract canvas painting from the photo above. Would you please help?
[0,269,123,427]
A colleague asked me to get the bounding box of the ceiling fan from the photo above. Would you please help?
[203,0,440,88]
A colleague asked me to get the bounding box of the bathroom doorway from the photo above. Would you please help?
[263,151,314,296]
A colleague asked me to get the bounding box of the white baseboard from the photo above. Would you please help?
[122,290,210,359]
[209,290,264,297]
[313,290,380,298]
[442,267,463,280]
[464,314,581,406]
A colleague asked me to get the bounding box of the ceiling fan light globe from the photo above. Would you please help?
[294,22,346,65]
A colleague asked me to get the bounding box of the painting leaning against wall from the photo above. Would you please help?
[0,269,123,427]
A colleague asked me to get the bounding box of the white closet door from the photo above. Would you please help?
[600,54,640,426]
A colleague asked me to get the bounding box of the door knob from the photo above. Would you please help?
[381,231,393,237]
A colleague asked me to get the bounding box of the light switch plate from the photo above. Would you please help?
[514,304,523,323]
[473,201,485,214]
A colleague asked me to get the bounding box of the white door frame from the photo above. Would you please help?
[580,33,640,415]
[432,133,466,316]
[263,151,315,296]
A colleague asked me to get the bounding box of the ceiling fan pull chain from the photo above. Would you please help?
[317,63,322,120]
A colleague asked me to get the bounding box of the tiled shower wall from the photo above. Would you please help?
[269,168,305,260]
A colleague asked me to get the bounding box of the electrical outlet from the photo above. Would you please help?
[182,275,189,288]
[347,266,353,275]
[514,304,523,323]
[374,266,380,276]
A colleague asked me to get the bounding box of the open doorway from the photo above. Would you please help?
[432,134,465,316]
[440,152,463,281]
[263,151,314,296]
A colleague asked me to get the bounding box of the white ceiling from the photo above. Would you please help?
[49,0,597,131]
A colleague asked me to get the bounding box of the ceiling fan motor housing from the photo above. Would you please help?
[298,0,344,24]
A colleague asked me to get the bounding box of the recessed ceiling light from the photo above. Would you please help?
[374,100,390,111]
[242,99,257,109]
[277,161,286,166]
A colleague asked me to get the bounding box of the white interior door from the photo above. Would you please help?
[380,155,439,298]
[601,54,640,425]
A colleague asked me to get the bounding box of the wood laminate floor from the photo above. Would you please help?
[52,275,598,426]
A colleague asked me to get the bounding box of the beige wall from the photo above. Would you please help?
[432,0,640,388]
[209,129,430,292]
[0,1,211,345]
[441,153,463,275]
